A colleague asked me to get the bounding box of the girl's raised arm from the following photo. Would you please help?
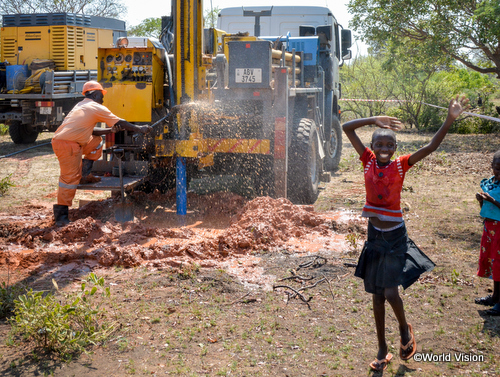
[343,116,402,156]
[408,96,469,166]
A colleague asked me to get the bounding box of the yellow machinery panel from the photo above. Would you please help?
[0,14,125,70]
[1,26,51,65]
[98,40,165,123]
[0,27,20,63]
[97,29,115,49]
[82,28,98,68]
[103,84,153,122]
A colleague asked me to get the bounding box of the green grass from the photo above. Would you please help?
[0,174,14,196]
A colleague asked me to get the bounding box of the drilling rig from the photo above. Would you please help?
[81,1,353,215]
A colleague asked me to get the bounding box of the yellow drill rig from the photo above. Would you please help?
[83,1,353,215]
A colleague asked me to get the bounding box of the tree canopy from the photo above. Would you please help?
[0,0,125,19]
[348,0,500,78]
[127,7,222,39]
[128,18,161,39]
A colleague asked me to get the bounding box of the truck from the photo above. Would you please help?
[0,13,126,144]
[80,2,352,209]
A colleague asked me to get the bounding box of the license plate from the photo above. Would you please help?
[235,68,262,83]
[39,107,52,114]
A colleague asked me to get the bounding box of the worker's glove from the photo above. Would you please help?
[139,125,152,134]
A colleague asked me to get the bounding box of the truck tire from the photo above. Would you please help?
[287,118,321,204]
[8,121,39,144]
[323,114,342,171]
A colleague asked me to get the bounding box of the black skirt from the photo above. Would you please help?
[354,222,435,295]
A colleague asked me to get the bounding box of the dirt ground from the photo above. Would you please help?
[0,128,499,376]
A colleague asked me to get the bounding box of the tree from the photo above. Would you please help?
[128,17,161,39]
[341,38,461,129]
[0,0,124,18]
[204,6,220,28]
[340,55,396,119]
[348,0,500,78]
[126,6,220,40]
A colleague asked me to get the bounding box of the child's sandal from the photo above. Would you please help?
[369,353,393,371]
[475,295,495,306]
[400,323,417,360]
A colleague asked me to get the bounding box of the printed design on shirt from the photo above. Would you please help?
[396,158,404,178]
[366,158,401,202]
[364,159,373,174]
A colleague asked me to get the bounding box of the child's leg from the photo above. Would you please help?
[373,293,388,360]
[487,281,500,316]
[384,287,412,353]
[493,280,500,303]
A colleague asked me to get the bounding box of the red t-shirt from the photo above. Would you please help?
[360,147,412,222]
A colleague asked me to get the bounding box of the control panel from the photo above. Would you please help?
[100,49,154,82]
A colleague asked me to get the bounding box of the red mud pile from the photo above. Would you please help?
[218,197,327,254]
[0,194,354,273]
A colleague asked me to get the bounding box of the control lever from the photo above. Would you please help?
[131,114,169,141]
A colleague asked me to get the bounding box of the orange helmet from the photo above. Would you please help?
[82,81,107,95]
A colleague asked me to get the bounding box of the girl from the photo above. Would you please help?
[475,150,500,316]
[342,95,469,371]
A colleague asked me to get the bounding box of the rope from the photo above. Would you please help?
[340,98,500,123]
[340,98,404,102]
[421,102,500,123]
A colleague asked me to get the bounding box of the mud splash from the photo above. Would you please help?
[0,194,365,287]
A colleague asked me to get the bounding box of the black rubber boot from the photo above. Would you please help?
[80,159,101,184]
[53,204,70,227]
[82,159,93,177]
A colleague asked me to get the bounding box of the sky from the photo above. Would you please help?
[119,0,368,56]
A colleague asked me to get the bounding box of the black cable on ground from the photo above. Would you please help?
[0,141,52,159]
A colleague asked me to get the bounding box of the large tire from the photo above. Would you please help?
[8,121,39,144]
[287,118,321,204]
[323,114,343,171]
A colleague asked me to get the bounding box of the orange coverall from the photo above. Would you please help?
[51,98,121,206]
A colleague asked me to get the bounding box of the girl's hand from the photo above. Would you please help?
[477,192,493,203]
[374,116,402,130]
[448,95,470,120]
[476,192,485,202]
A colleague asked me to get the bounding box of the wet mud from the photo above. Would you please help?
[0,192,365,287]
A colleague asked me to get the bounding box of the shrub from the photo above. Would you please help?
[0,282,26,319]
[10,273,116,357]
[451,99,500,134]
[0,123,7,135]
[0,174,14,196]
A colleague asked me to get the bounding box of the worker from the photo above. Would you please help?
[51,80,151,226]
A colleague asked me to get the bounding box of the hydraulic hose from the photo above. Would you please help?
[0,141,52,159]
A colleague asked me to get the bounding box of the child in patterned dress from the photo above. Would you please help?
[475,150,500,315]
